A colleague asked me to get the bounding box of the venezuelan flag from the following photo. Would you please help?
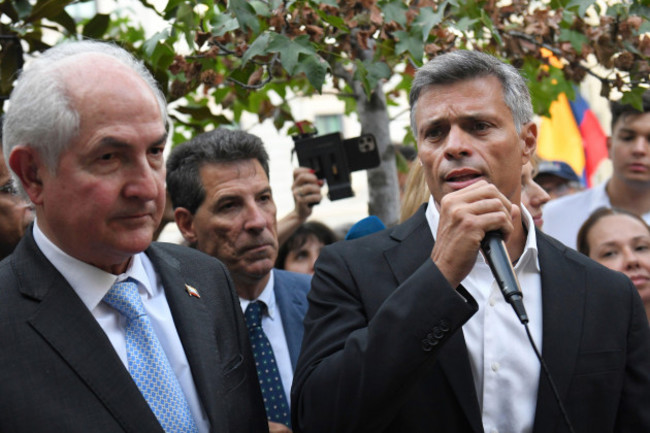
[536,92,608,187]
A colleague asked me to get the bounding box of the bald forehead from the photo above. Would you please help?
[56,53,141,90]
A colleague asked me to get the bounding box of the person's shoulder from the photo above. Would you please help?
[543,188,594,214]
[147,241,228,274]
[329,211,428,256]
[274,268,311,287]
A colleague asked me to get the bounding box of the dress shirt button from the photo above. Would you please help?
[489,297,496,307]
[491,362,500,372]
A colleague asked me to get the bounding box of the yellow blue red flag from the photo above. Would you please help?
[537,92,608,187]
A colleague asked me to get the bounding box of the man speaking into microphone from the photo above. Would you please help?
[291,50,650,433]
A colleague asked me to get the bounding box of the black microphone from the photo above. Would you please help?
[480,233,576,432]
[480,231,529,324]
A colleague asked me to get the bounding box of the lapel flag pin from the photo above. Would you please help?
[185,284,201,298]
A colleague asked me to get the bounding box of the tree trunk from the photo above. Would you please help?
[353,80,400,227]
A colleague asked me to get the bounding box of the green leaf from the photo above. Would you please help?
[210,11,240,36]
[250,1,271,17]
[269,34,316,74]
[151,42,175,70]
[454,16,476,32]
[381,0,408,27]
[176,104,217,121]
[241,31,272,65]
[143,30,171,57]
[14,0,33,20]
[559,28,589,53]
[394,29,424,62]
[641,19,650,34]
[229,0,260,34]
[82,13,110,39]
[26,0,67,23]
[164,0,186,15]
[296,55,329,93]
[620,87,648,111]
[51,9,76,34]
[365,61,391,91]
[413,7,443,41]
[565,0,596,16]
[315,9,347,31]
[0,39,22,94]
[521,60,572,116]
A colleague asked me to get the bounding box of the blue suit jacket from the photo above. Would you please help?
[273,269,311,370]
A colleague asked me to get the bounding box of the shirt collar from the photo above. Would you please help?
[425,196,540,271]
[32,218,154,312]
[239,269,277,320]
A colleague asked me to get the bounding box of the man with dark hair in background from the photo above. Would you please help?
[544,91,650,249]
[167,128,312,433]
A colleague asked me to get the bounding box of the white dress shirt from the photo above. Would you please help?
[425,197,543,433]
[239,269,294,405]
[33,221,210,433]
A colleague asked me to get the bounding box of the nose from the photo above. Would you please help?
[444,126,472,160]
[622,247,641,270]
[242,202,269,233]
[123,159,163,201]
[631,136,649,156]
[529,181,551,208]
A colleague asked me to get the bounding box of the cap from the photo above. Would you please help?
[345,215,386,240]
[535,160,581,183]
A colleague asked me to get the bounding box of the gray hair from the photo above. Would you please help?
[2,40,168,198]
[409,50,533,135]
[166,128,270,214]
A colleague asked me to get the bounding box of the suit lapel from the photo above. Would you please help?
[146,245,226,429]
[273,272,308,370]
[384,208,483,432]
[16,231,163,433]
[532,233,586,433]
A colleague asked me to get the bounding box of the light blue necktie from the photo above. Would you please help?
[244,301,291,428]
[104,279,198,433]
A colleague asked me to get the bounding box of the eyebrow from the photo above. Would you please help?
[97,132,168,149]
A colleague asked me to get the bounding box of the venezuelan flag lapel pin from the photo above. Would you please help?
[185,284,201,298]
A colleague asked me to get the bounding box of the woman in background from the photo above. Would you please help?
[577,207,650,321]
[276,220,339,275]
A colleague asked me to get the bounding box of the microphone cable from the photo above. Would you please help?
[523,321,576,433]
[481,231,576,433]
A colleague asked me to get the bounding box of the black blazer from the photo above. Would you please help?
[0,228,268,433]
[292,205,650,433]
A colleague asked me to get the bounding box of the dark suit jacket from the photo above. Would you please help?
[291,205,650,433]
[0,228,268,433]
[273,269,310,370]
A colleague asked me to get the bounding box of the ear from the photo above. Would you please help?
[520,122,538,165]
[8,146,46,205]
[174,207,198,245]
[606,136,612,158]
